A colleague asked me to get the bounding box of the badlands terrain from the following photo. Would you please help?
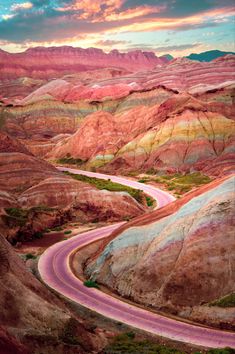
[0,47,234,353]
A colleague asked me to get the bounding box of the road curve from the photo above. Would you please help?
[38,168,235,349]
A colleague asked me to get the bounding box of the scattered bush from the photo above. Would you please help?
[30,205,55,213]
[57,157,84,165]
[138,179,147,183]
[146,168,157,175]
[83,280,100,289]
[145,196,154,207]
[25,253,37,260]
[51,226,63,231]
[103,333,184,354]
[154,172,212,194]
[207,349,235,354]
[209,293,235,308]
[64,230,72,235]
[5,207,28,226]
[34,231,43,239]
[104,333,234,354]
[5,207,27,219]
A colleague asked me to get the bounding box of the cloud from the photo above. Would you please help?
[154,43,201,52]
[104,5,166,22]
[2,14,15,20]
[124,42,201,53]
[95,39,130,46]
[0,0,234,52]
[11,2,33,11]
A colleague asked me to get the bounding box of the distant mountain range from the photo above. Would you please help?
[0,46,165,80]
[186,50,235,62]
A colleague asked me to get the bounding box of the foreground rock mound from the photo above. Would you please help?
[86,176,235,328]
[0,233,100,354]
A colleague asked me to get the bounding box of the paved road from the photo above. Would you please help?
[38,168,235,349]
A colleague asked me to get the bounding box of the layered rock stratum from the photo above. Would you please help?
[0,47,235,342]
[1,54,234,176]
[48,92,235,176]
[0,132,145,243]
[86,176,235,328]
[0,47,165,80]
[0,232,101,354]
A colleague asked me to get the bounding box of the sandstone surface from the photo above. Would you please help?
[0,233,99,353]
[0,47,164,80]
[86,176,235,327]
[49,94,235,176]
[0,132,145,243]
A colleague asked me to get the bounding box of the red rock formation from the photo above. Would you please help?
[0,131,32,155]
[0,132,146,242]
[49,94,235,176]
[0,233,99,353]
[0,46,165,80]
[18,176,145,220]
[1,55,234,148]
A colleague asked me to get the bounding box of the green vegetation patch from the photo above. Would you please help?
[25,253,37,260]
[57,156,85,166]
[5,207,28,219]
[209,293,235,308]
[206,349,235,354]
[63,171,143,203]
[64,230,72,235]
[104,333,183,354]
[4,206,56,227]
[154,172,212,194]
[5,207,28,226]
[104,333,235,354]
[145,196,154,207]
[83,280,100,289]
[51,226,63,231]
[30,205,55,212]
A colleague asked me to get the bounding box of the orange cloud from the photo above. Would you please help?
[105,6,235,33]
[105,5,166,22]
[56,0,124,20]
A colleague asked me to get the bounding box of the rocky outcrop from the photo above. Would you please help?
[1,55,234,148]
[18,177,145,220]
[2,85,175,141]
[49,94,235,176]
[86,176,235,327]
[9,55,235,104]
[0,132,32,155]
[0,233,100,353]
[0,47,165,80]
[0,77,45,104]
[3,100,83,139]
[0,132,145,242]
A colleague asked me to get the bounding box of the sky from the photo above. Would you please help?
[0,0,234,56]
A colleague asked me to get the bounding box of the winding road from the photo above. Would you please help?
[38,168,235,349]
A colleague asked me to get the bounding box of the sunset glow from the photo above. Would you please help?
[0,0,234,56]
